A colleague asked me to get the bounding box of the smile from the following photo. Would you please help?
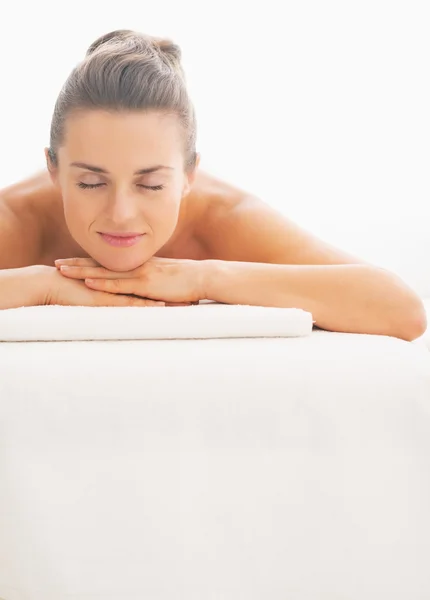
[98,232,145,247]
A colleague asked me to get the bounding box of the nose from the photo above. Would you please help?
[105,189,139,225]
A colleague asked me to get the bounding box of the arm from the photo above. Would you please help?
[203,260,426,341]
[52,194,427,340]
[0,196,163,309]
[0,265,48,309]
[200,197,427,342]
[0,203,49,308]
[0,263,164,310]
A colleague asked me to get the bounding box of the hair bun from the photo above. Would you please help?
[86,30,182,66]
[152,36,182,64]
[86,29,136,56]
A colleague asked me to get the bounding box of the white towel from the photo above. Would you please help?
[0,302,313,341]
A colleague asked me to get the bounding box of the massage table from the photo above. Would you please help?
[0,304,429,599]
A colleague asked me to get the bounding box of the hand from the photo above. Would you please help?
[55,256,209,304]
[39,266,164,307]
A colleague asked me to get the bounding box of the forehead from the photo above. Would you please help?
[60,109,183,167]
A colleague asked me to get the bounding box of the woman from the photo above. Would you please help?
[0,29,426,341]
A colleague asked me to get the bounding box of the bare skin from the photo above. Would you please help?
[0,166,230,268]
[0,109,372,271]
[0,163,367,270]
[0,108,426,339]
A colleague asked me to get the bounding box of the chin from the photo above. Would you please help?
[89,248,151,272]
[103,254,150,272]
[79,232,157,271]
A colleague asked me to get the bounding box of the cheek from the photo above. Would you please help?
[146,194,181,233]
[62,191,97,231]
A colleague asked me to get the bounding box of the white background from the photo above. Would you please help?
[0,0,428,294]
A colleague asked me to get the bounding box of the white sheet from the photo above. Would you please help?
[0,303,313,341]
[1,330,430,600]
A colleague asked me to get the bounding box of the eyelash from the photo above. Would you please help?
[76,182,164,191]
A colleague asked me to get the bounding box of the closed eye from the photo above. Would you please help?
[76,182,164,191]
[76,182,104,189]
[140,184,164,191]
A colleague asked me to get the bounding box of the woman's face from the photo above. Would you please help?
[46,109,197,271]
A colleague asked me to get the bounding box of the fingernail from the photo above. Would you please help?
[85,278,94,283]
[60,265,70,271]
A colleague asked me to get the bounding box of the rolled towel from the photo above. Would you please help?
[0,302,313,341]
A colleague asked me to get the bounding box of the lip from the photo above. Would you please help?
[98,232,145,248]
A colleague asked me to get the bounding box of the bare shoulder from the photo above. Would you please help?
[191,169,248,235]
[0,172,51,268]
[0,202,41,269]
[190,170,246,220]
[194,172,368,266]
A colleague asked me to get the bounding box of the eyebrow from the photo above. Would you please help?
[70,162,174,175]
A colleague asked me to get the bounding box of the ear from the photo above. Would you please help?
[182,152,201,196]
[44,147,59,186]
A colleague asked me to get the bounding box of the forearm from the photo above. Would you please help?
[203,261,427,341]
[0,265,48,309]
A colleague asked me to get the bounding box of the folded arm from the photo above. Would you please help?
[198,196,427,341]
[203,260,425,341]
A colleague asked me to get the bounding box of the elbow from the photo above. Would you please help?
[371,267,428,342]
[393,297,428,342]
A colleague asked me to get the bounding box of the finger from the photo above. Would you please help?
[55,257,100,268]
[85,277,141,295]
[95,292,164,307]
[59,265,112,279]
[59,265,135,279]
